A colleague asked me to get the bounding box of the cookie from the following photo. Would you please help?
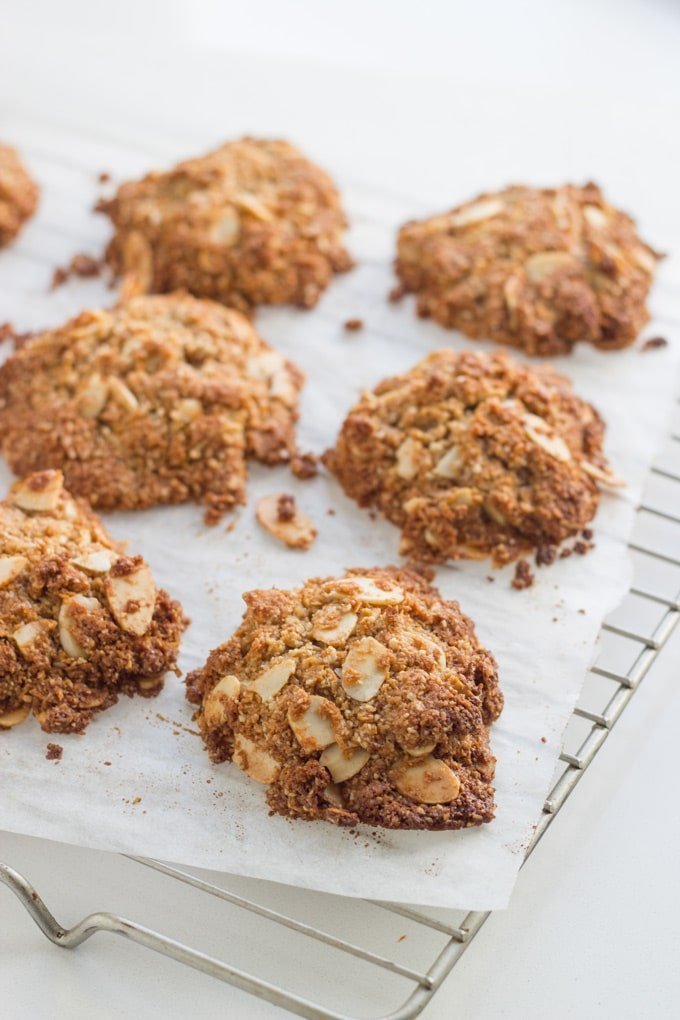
[187,566,502,830]
[323,349,621,566]
[0,145,39,247]
[99,137,353,311]
[0,293,304,522]
[0,470,185,734]
[395,182,659,355]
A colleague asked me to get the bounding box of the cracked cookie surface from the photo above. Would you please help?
[0,293,304,522]
[0,470,185,734]
[323,349,621,566]
[395,182,659,355]
[187,566,502,830]
[0,144,39,247]
[100,137,353,311]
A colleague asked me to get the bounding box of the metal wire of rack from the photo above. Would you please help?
[1,117,680,1020]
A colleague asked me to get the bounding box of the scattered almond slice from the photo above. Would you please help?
[256,493,317,551]
[395,437,420,480]
[312,610,358,645]
[525,250,578,282]
[449,197,505,229]
[203,674,241,727]
[170,398,202,425]
[288,694,338,753]
[583,204,608,229]
[72,547,117,574]
[78,373,109,418]
[342,636,390,702]
[250,657,295,700]
[403,742,438,758]
[108,377,140,413]
[320,743,370,782]
[331,576,404,606]
[233,734,280,783]
[433,446,462,479]
[524,424,572,462]
[58,594,102,658]
[581,461,626,488]
[0,554,28,589]
[11,470,63,512]
[211,208,241,245]
[0,705,30,729]
[392,756,461,804]
[13,619,51,653]
[632,245,657,275]
[105,562,157,635]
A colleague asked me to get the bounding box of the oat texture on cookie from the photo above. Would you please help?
[323,349,622,566]
[0,145,39,247]
[100,137,354,311]
[0,470,186,734]
[0,293,304,522]
[187,566,502,831]
[395,182,659,355]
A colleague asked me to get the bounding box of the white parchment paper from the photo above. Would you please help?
[0,115,678,910]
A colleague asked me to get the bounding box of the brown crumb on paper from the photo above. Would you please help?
[51,253,103,290]
[641,336,668,351]
[344,318,364,332]
[291,451,319,480]
[45,743,63,761]
[511,560,535,590]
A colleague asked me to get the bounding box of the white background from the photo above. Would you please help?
[2,2,680,1017]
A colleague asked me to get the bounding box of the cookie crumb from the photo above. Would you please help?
[131,796,142,805]
[344,318,364,332]
[511,559,535,590]
[641,336,668,351]
[388,282,407,303]
[535,544,557,567]
[98,171,111,184]
[291,451,319,480]
[540,736,547,744]
[0,322,35,349]
[45,743,63,761]
[51,252,103,290]
[276,493,296,522]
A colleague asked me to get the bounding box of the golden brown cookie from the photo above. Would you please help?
[323,349,621,566]
[0,293,304,522]
[0,470,185,734]
[187,565,502,830]
[0,144,39,247]
[395,183,659,355]
[99,137,353,311]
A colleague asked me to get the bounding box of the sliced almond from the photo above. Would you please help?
[211,208,241,245]
[11,470,63,512]
[392,756,461,804]
[58,594,101,658]
[256,494,317,551]
[0,554,28,589]
[72,548,117,574]
[0,705,30,729]
[449,197,505,229]
[332,576,404,606]
[78,374,109,418]
[233,192,273,222]
[581,460,626,488]
[323,782,344,807]
[583,204,608,229]
[269,367,299,407]
[13,619,51,653]
[433,446,462,479]
[320,743,370,783]
[312,610,358,646]
[138,676,163,692]
[170,398,202,425]
[250,657,295,701]
[525,250,578,282]
[203,674,241,727]
[105,562,157,636]
[288,694,338,753]
[342,636,389,702]
[403,742,438,758]
[632,245,657,275]
[108,377,139,413]
[233,734,280,784]
[524,424,571,462]
[395,437,420,481]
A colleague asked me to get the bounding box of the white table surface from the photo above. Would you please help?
[2,4,680,1018]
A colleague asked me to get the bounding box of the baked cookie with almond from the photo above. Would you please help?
[0,144,39,247]
[0,470,185,734]
[99,137,353,311]
[0,293,303,522]
[323,349,621,566]
[395,182,659,355]
[187,566,502,830]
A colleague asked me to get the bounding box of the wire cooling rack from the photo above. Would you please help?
[1,116,680,1020]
